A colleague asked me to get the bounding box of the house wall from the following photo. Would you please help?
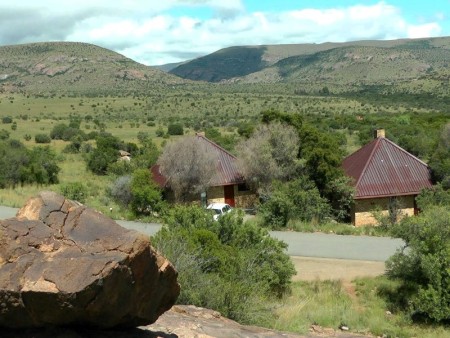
[207,185,256,209]
[353,195,416,227]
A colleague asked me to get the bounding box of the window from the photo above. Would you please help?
[237,183,249,192]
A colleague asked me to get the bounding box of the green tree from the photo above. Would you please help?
[130,169,164,215]
[259,177,331,228]
[25,146,60,185]
[429,123,450,187]
[260,110,348,218]
[86,133,124,175]
[132,138,160,170]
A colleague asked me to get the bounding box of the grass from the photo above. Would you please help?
[270,277,450,337]
[286,219,390,236]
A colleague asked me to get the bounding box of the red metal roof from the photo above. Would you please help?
[194,134,244,186]
[151,135,244,188]
[342,137,433,199]
[151,164,168,188]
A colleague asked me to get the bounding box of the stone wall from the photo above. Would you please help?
[207,185,256,208]
[353,195,415,226]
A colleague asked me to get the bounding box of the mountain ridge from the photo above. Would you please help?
[0,41,187,95]
[169,36,450,91]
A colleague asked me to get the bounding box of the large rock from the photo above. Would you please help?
[1,305,372,338]
[0,191,179,329]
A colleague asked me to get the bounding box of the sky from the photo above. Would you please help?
[1,1,449,66]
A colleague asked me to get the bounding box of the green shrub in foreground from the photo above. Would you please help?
[152,205,295,324]
[386,206,450,323]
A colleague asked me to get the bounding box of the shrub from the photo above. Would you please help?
[416,184,450,211]
[155,127,165,137]
[153,206,295,324]
[2,116,12,124]
[108,175,133,207]
[107,160,133,176]
[50,123,69,139]
[34,133,51,144]
[60,182,88,203]
[0,129,9,140]
[130,169,164,215]
[167,123,183,135]
[386,206,450,323]
[259,177,331,228]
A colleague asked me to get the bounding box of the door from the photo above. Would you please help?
[224,185,235,207]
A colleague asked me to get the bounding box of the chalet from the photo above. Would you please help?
[151,133,256,208]
[342,129,433,226]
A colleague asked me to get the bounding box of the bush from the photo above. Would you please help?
[259,177,331,228]
[155,127,165,137]
[2,116,12,124]
[386,206,450,323]
[0,129,9,140]
[167,123,183,135]
[107,160,133,176]
[86,133,124,175]
[108,175,133,207]
[416,184,450,211]
[34,133,51,144]
[153,206,295,324]
[60,182,88,203]
[130,169,164,215]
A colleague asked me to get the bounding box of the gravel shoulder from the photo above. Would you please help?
[291,256,386,282]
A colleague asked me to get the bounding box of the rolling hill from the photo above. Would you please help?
[0,42,187,95]
[169,37,450,92]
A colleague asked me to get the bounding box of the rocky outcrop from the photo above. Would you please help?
[0,191,179,329]
[1,305,371,338]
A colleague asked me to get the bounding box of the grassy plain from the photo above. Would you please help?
[272,277,450,338]
[0,88,447,214]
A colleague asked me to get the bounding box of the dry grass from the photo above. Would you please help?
[270,278,450,338]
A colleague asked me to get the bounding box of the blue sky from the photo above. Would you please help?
[1,1,448,65]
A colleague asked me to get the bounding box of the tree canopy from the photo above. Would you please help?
[157,136,217,202]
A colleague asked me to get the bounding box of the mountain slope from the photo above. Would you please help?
[0,42,187,94]
[169,37,450,89]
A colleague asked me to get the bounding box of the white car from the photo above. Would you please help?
[207,203,233,220]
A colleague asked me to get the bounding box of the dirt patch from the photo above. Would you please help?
[291,256,386,282]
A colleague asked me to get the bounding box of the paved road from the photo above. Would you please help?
[0,206,403,262]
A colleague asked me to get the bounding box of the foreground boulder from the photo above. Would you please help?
[0,191,180,329]
[2,305,371,338]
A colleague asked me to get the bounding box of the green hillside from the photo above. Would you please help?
[169,37,450,95]
[0,42,187,95]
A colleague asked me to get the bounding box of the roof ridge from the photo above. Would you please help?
[382,137,430,167]
[195,134,237,159]
[354,138,380,187]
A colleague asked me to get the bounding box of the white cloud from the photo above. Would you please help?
[408,23,442,38]
[0,1,446,65]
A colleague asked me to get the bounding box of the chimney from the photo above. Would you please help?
[374,129,385,139]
